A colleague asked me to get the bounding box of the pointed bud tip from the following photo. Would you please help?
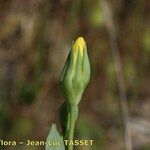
[74,37,86,52]
[75,37,85,45]
[73,37,86,65]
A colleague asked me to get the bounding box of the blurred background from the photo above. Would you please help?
[0,0,150,150]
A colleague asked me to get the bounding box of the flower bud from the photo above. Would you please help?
[60,37,91,106]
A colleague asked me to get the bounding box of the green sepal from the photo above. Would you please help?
[59,102,70,138]
[82,46,91,87]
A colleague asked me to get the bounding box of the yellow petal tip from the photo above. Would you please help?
[73,37,86,65]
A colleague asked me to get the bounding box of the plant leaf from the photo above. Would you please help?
[45,123,65,150]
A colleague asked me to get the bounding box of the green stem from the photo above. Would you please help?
[67,106,78,150]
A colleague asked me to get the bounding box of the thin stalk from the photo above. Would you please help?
[67,106,78,150]
[100,1,132,150]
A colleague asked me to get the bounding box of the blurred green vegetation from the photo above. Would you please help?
[0,0,150,150]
